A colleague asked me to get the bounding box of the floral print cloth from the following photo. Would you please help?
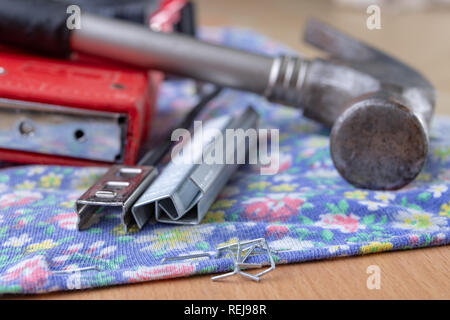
[0,28,449,294]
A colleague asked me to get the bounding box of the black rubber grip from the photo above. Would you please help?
[0,0,71,57]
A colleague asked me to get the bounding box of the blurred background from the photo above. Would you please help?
[194,0,450,115]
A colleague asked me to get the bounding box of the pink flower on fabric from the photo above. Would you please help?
[409,235,419,246]
[243,194,305,221]
[86,241,105,254]
[13,219,26,230]
[265,225,290,238]
[315,213,364,233]
[96,246,117,259]
[53,243,84,265]
[123,263,195,282]
[0,191,42,209]
[243,200,269,219]
[49,212,78,230]
[64,243,84,254]
[1,256,50,290]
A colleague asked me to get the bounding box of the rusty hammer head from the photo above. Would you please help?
[299,19,435,190]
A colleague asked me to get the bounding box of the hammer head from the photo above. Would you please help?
[301,19,435,190]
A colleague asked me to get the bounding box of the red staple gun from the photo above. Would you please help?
[0,0,192,166]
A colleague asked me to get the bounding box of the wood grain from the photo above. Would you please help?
[7,0,450,300]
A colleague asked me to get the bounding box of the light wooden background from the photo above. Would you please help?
[15,0,450,300]
[196,0,450,116]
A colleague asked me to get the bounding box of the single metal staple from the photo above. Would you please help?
[52,266,99,274]
[161,252,213,263]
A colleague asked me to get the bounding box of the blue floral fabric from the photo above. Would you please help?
[0,28,449,294]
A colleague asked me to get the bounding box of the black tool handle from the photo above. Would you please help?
[0,0,71,57]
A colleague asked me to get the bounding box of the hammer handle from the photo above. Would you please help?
[0,0,307,108]
[0,0,71,57]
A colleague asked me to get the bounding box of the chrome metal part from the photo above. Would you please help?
[75,165,158,231]
[265,55,309,107]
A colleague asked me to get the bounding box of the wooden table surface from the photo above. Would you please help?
[15,0,450,299]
